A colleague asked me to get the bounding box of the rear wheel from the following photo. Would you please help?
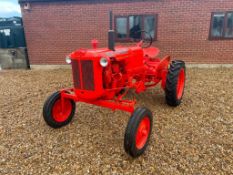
[43,91,76,128]
[165,60,186,106]
[124,107,153,158]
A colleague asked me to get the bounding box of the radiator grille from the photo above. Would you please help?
[71,59,94,91]
[81,60,94,91]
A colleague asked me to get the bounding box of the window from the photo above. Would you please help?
[129,16,142,39]
[116,17,127,39]
[144,16,156,39]
[210,12,233,39]
[115,14,157,41]
[226,13,233,38]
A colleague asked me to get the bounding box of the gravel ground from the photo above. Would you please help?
[0,68,232,175]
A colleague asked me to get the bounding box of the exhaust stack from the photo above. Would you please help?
[108,11,115,51]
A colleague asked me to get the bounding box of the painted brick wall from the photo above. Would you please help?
[20,0,233,64]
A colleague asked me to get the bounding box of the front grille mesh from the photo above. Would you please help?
[71,60,81,89]
[81,60,95,90]
[71,59,94,91]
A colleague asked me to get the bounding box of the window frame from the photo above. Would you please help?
[209,11,233,40]
[114,14,158,42]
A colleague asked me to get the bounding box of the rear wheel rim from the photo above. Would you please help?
[52,98,72,122]
[135,116,151,149]
[176,68,185,99]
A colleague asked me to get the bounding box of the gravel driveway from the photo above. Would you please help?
[0,68,232,174]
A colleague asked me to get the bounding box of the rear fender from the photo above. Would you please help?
[156,56,170,90]
[143,47,160,58]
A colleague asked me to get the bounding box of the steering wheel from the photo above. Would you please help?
[135,30,153,48]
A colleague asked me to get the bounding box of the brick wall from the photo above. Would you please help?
[20,0,233,64]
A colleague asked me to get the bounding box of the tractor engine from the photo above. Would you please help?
[103,60,126,98]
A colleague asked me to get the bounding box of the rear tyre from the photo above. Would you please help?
[43,91,76,128]
[124,107,153,158]
[165,60,186,106]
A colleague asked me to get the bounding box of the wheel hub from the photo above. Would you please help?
[135,116,150,149]
[52,99,72,122]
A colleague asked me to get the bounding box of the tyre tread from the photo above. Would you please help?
[124,107,153,158]
[43,91,76,128]
[165,60,186,106]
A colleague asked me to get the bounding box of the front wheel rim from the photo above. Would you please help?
[135,116,151,149]
[176,68,185,99]
[52,98,72,122]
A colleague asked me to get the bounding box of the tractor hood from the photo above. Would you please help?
[70,46,143,60]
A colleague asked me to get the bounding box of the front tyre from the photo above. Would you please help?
[124,107,153,158]
[165,60,186,106]
[43,91,76,128]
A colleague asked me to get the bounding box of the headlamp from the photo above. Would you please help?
[65,56,71,64]
[100,57,109,67]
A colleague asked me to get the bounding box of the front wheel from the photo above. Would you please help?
[124,107,153,158]
[165,60,186,106]
[43,91,76,128]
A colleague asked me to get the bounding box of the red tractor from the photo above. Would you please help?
[43,12,186,158]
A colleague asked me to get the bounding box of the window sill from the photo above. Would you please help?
[209,37,233,41]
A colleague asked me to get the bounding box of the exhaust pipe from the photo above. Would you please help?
[108,11,115,51]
